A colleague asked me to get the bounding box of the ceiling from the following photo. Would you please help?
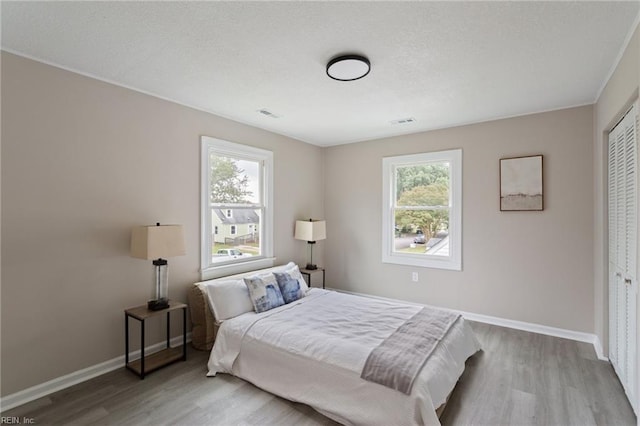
[2,1,639,147]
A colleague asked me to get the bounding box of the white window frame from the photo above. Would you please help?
[201,136,274,279]
[382,149,462,271]
[230,225,237,235]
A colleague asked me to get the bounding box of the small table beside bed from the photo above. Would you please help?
[188,262,480,426]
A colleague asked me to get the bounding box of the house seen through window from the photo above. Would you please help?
[210,156,259,260]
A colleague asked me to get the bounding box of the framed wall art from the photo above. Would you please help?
[500,155,543,211]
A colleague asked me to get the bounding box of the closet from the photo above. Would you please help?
[608,102,638,413]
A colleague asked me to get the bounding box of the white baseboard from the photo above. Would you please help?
[458,309,607,361]
[333,288,608,361]
[0,333,191,412]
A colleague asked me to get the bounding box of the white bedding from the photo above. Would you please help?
[207,289,480,426]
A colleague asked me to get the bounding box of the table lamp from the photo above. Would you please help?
[294,219,326,270]
[131,223,185,310]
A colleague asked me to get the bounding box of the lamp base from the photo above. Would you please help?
[305,263,318,270]
[148,299,169,311]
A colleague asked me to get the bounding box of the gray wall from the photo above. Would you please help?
[324,105,595,333]
[1,52,325,396]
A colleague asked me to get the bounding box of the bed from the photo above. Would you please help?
[189,263,480,426]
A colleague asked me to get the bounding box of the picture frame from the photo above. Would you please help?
[500,155,543,211]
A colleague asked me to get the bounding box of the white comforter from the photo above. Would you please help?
[207,289,480,426]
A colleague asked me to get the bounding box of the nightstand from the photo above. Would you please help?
[125,301,187,379]
[300,267,325,289]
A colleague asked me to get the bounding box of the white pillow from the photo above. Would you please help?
[276,262,309,293]
[203,279,254,321]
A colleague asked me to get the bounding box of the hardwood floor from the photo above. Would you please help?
[3,321,636,425]
[440,322,636,426]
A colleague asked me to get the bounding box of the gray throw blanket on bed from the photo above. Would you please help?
[361,307,460,395]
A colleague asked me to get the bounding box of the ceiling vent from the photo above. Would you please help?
[391,117,416,125]
[257,109,280,118]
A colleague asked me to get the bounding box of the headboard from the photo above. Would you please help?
[188,284,218,351]
[188,263,300,351]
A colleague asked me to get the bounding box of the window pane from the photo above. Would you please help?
[209,154,260,204]
[382,149,461,270]
[202,136,274,278]
[396,163,449,207]
[211,208,261,263]
[393,209,450,257]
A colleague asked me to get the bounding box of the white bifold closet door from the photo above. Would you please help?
[608,101,638,414]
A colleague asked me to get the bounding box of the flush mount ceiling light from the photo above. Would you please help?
[326,54,370,81]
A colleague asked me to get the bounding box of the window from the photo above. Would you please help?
[382,149,462,270]
[201,137,274,279]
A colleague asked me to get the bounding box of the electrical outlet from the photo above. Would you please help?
[412,272,419,282]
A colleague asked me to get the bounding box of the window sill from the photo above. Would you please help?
[382,253,461,271]
[201,257,276,280]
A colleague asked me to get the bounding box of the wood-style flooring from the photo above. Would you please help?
[3,321,637,425]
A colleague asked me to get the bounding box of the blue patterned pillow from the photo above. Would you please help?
[273,272,304,304]
[243,274,285,313]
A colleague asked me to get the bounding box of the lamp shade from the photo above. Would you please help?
[294,220,326,243]
[131,224,186,260]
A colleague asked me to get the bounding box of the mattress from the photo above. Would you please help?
[207,289,480,426]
